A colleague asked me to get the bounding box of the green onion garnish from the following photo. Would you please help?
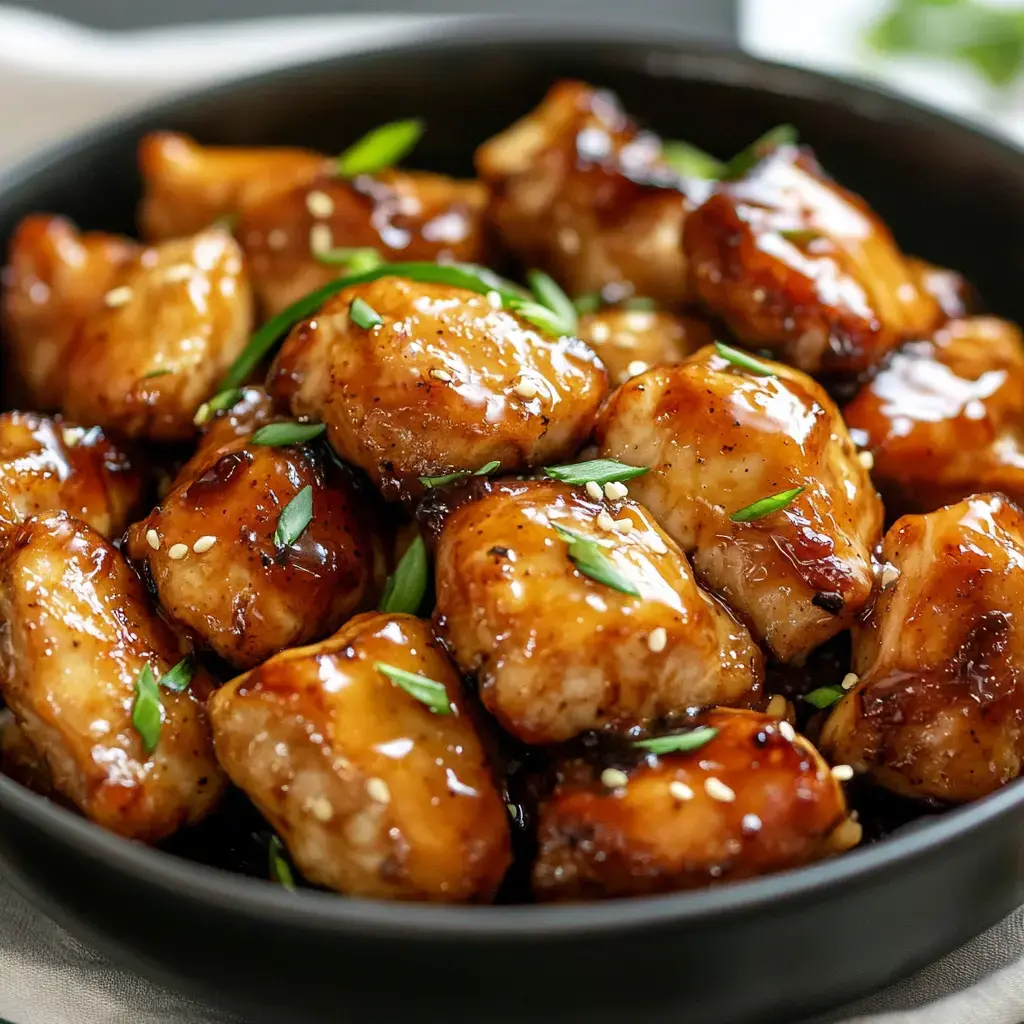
[142,367,174,379]
[268,835,296,890]
[194,387,242,426]
[419,460,499,488]
[350,297,383,330]
[250,422,327,447]
[510,300,572,337]
[554,524,640,597]
[714,341,777,376]
[574,292,602,315]
[634,726,719,755]
[661,140,725,179]
[527,269,578,335]
[379,533,428,615]
[780,228,822,245]
[314,247,383,273]
[132,664,162,755]
[803,686,845,710]
[544,458,648,487]
[274,485,313,548]
[335,119,424,178]
[375,662,451,714]
[730,486,805,524]
[159,657,194,694]
[720,124,799,180]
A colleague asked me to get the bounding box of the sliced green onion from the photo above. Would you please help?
[721,124,799,180]
[780,228,822,245]
[419,460,499,488]
[142,367,174,379]
[211,212,239,232]
[375,662,451,714]
[335,119,424,177]
[634,726,719,755]
[132,664,162,755]
[350,297,383,330]
[574,292,602,315]
[250,422,327,447]
[554,524,640,597]
[661,140,725,179]
[803,685,845,710]
[714,341,777,377]
[268,835,296,890]
[510,299,572,337]
[194,387,242,426]
[314,247,383,272]
[544,458,649,487]
[159,657,194,694]
[730,486,805,524]
[274,485,313,548]
[527,269,578,335]
[379,534,428,615]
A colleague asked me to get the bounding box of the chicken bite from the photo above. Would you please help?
[684,143,943,376]
[208,612,511,902]
[268,276,607,502]
[0,411,144,546]
[433,479,762,744]
[476,80,694,306]
[843,317,1024,515]
[533,708,855,900]
[598,344,882,661]
[0,514,226,841]
[820,494,1024,803]
[124,388,385,669]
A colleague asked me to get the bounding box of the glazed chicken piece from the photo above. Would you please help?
[598,344,883,662]
[533,708,856,900]
[909,257,973,320]
[269,276,608,502]
[60,227,252,441]
[124,387,386,670]
[577,307,713,385]
[0,514,226,841]
[209,612,511,901]
[239,168,488,317]
[0,411,144,545]
[433,480,763,744]
[1,215,137,408]
[821,494,1024,803]
[0,711,54,796]
[138,131,327,240]
[476,80,694,306]
[843,317,1024,515]
[684,143,943,376]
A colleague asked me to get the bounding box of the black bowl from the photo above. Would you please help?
[2,20,1024,1024]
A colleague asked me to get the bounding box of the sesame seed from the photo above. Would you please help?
[831,764,855,782]
[366,777,392,804]
[486,290,502,310]
[60,428,79,448]
[778,720,796,742]
[145,529,160,551]
[704,777,736,803]
[612,517,632,534]
[103,286,133,308]
[596,511,616,532]
[585,481,603,501]
[557,226,580,254]
[669,780,694,802]
[626,360,649,378]
[167,543,188,561]
[647,627,667,653]
[430,368,453,382]
[305,190,335,218]
[513,378,539,399]
[600,767,629,789]
[162,263,193,283]
[829,817,863,852]
[267,228,288,250]
[880,563,900,588]
[752,287,767,303]
[604,481,628,501]
[858,450,874,470]
[309,223,333,254]
[193,535,217,554]
[765,694,787,718]
[193,403,212,427]
[841,672,859,691]
[307,796,334,822]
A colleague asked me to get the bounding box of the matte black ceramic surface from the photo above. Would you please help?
[2,21,1024,1024]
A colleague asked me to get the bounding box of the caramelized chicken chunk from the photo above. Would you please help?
[0,514,226,841]
[138,131,326,241]
[60,228,253,441]
[684,144,943,375]
[1,215,137,408]
[533,708,854,900]
[0,412,143,545]
[239,169,487,317]
[269,277,607,502]
[820,494,1024,803]
[598,345,883,661]
[208,612,511,901]
[843,317,1024,515]
[477,81,694,305]
[578,307,712,385]
[433,480,762,744]
[125,388,385,669]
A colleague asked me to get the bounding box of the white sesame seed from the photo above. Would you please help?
[704,777,736,803]
[162,263,193,283]
[307,796,334,822]
[167,543,188,561]
[267,228,289,250]
[880,563,900,588]
[778,720,796,742]
[647,627,667,653]
[585,481,604,501]
[669,780,694,802]
[193,535,217,554]
[305,190,335,219]
[557,226,580,254]
[752,287,767,303]
[145,529,160,552]
[841,672,860,691]
[103,285,133,308]
[366,777,392,804]
[60,428,79,448]
[601,767,629,789]
[604,481,628,501]
[626,360,649,378]
[193,403,212,427]
[831,764,855,782]
[612,517,632,534]
[309,223,333,254]
[513,378,539,399]
[589,322,611,343]
[596,511,616,532]
[765,694,787,718]
[429,368,453,382]
[858,450,875,470]
[486,290,502,310]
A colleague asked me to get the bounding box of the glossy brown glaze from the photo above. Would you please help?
[821,494,1024,803]
[0,514,226,841]
[0,412,144,546]
[578,307,712,385]
[684,145,943,376]
[843,317,1024,516]
[533,708,853,900]
[476,81,695,305]
[208,612,512,901]
[60,228,253,442]
[125,389,386,669]
[0,215,137,409]
[269,276,608,502]
[597,344,883,661]
[434,479,763,744]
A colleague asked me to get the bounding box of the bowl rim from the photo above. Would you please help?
[3,16,1024,940]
